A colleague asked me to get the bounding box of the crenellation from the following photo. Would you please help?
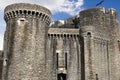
[48,33,79,40]
[4,3,51,16]
[4,9,51,25]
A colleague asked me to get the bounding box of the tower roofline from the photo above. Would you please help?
[79,7,117,15]
[4,3,51,25]
[4,3,51,16]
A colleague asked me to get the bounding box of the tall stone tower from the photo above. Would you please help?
[79,7,120,80]
[3,3,51,80]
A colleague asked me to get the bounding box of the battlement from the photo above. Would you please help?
[80,7,117,15]
[79,7,118,23]
[48,28,79,39]
[80,7,105,14]
[79,7,118,35]
[48,28,79,35]
[4,3,51,25]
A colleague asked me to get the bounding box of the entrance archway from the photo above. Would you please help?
[57,73,66,80]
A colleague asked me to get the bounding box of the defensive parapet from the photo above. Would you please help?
[3,3,51,80]
[80,7,105,26]
[79,7,118,37]
[4,3,51,25]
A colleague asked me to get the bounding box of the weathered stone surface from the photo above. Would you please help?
[1,3,120,80]
[3,3,51,80]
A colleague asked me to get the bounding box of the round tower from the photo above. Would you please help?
[79,8,107,80]
[79,7,106,35]
[3,3,51,80]
[79,7,119,80]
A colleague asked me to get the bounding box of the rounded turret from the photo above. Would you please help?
[79,7,118,37]
[3,3,51,80]
[79,7,105,27]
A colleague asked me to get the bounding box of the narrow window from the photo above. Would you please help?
[65,53,67,69]
[87,32,91,37]
[20,19,25,22]
[17,18,26,26]
[95,74,99,80]
[56,53,59,69]
[118,40,120,51]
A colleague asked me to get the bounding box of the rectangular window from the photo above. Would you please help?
[65,53,67,69]
[118,41,120,51]
[56,53,58,69]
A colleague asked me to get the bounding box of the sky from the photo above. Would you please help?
[0,0,120,50]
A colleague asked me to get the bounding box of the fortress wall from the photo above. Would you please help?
[47,32,81,80]
[79,32,110,80]
[93,37,109,80]
[48,28,79,34]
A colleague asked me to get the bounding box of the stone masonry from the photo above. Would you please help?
[0,3,120,80]
[3,3,51,80]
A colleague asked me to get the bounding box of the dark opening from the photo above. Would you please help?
[57,53,59,69]
[5,59,8,62]
[79,35,85,80]
[12,11,15,15]
[16,11,19,14]
[57,34,60,37]
[20,19,25,22]
[95,74,99,80]
[64,34,66,38]
[39,13,42,17]
[24,10,27,14]
[36,12,39,16]
[32,11,35,15]
[72,17,79,28]
[87,32,91,37]
[42,14,45,19]
[118,40,120,51]
[20,10,22,14]
[44,16,47,20]
[28,11,31,14]
[51,34,53,37]
[57,73,66,80]
[67,34,69,38]
[54,34,56,37]
[65,53,67,69]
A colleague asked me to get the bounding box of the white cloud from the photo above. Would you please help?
[59,20,64,24]
[0,0,84,15]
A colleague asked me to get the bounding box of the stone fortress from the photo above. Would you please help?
[0,3,120,80]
